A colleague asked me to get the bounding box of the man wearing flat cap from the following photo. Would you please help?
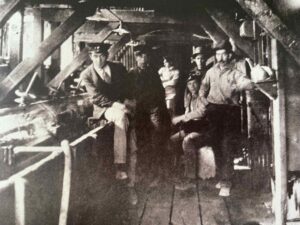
[81,43,137,187]
[127,44,171,186]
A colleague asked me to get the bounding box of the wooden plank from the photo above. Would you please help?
[224,193,274,225]
[0,7,94,102]
[206,8,255,60]
[47,48,89,89]
[236,0,300,66]
[172,183,202,225]
[74,22,118,43]
[0,0,24,28]
[100,9,204,25]
[140,184,173,225]
[197,181,231,225]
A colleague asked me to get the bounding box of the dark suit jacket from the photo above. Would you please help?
[81,61,128,118]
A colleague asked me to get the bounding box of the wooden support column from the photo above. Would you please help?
[206,8,255,60]
[0,6,94,102]
[236,0,300,67]
[272,40,287,225]
[0,0,24,28]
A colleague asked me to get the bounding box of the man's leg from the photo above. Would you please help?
[104,106,129,179]
[182,132,202,179]
[149,108,171,185]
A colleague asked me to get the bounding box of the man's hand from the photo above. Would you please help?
[172,115,186,125]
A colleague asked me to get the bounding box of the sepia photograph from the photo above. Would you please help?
[0,0,299,224]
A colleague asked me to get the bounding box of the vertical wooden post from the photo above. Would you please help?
[59,140,72,225]
[272,39,287,225]
[14,178,26,225]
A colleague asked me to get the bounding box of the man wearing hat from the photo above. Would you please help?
[81,43,138,186]
[191,45,208,78]
[127,44,171,186]
[198,39,254,196]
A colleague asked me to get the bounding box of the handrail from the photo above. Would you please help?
[0,122,109,225]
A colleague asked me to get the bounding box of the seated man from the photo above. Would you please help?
[81,43,137,183]
[172,72,214,189]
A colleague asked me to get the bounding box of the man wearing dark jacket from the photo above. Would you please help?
[127,45,171,186]
[81,43,137,184]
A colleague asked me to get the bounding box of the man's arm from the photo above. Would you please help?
[199,71,211,105]
[172,97,206,125]
[235,70,254,91]
[161,70,179,88]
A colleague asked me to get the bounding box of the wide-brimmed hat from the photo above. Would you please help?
[212,39,232,52]
[87,43,111,54]
[192,46,207,58]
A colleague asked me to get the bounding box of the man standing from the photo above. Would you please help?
[81,43,137,186]
[127,45,171,186]
[199,39,254,196]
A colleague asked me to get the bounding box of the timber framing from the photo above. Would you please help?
[206,7,255,60]
[236,0,300,66]
[0,0,25,28]
[0,6,94,102]
[47,48,89,90]
[74,22,118,43]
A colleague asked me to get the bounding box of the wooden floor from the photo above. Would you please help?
[69,146,274,225]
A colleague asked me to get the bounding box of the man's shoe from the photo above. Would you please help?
[116,171,128,180]
[129,188,138,205]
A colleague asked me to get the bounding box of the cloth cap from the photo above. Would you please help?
[87,43,111,54]
[213,39,232,52]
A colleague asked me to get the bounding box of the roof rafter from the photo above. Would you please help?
[236,0,300,66]
[206,7,255,60]
[0,4,95,102]
[0,0,25,27]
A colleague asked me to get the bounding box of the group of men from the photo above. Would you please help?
[81,38,255,202]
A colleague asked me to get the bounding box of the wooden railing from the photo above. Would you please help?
[0,123,107,225]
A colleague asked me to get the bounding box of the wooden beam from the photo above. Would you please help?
[47,48,89,90]
[0,0,24,28]
[236,0,300,66]
[0,7,94,102]
[74,22,118,43]
[108,34,130,61]
[206,8,255,60]
[198,10,228,44]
